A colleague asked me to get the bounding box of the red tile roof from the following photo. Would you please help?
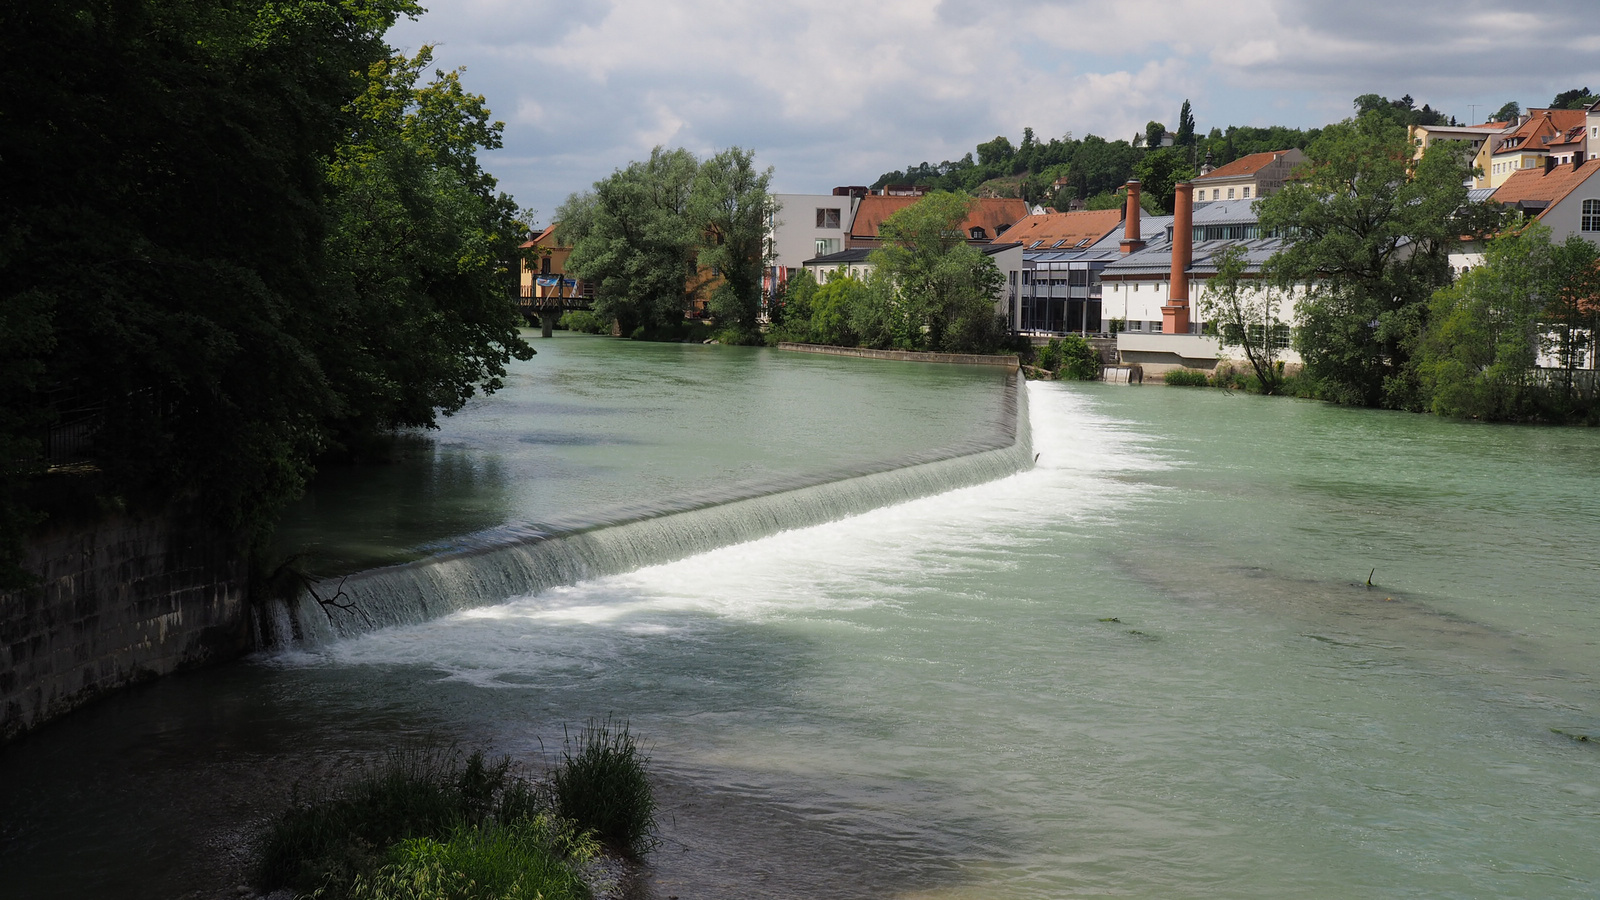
[1492,158,1600,217]
[521,224,560,249]
[1493,109,1587,155]
[998,209,1123,250]
[847,195,1030,242]
[1193,150,1300,182]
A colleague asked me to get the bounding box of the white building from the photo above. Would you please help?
[767,192,863,290]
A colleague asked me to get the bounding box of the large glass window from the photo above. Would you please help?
[816,208,841,229]
[1583,198,1600,232]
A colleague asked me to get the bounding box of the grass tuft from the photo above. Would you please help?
[552,718,658,858]
[1163,368,1210,386]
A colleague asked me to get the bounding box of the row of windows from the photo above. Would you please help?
[1193,224,1262,242]
[1199,186,1250,201]
[1123,320,1291,346]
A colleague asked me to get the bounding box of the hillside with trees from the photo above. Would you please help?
[871,94,1471,214]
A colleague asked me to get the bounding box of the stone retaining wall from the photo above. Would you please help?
[0,512,250,742]
[776,343,1019,370]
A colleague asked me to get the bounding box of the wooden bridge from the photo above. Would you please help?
[518,283,593,335]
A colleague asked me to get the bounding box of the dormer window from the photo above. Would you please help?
[969,226,987,240]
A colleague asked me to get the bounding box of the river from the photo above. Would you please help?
[2,333,1598,898]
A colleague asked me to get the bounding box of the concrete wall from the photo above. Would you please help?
[777,342,1020,370]
[1,512,250,742]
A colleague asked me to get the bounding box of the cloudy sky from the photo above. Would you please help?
[387,1,1600,223]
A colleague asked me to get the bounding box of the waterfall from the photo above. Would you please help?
[263,374,1032,645]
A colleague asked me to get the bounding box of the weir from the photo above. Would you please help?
[263,373,1032,645]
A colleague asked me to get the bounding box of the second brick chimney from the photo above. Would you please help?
[1162,181,1195,336]
[1120,180,1145,254]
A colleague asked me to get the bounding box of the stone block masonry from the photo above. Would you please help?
[0,512,250,742]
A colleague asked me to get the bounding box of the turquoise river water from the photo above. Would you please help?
[1,333,1598,899]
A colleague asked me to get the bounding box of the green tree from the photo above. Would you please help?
[317,48,535,451]
[1132,148,1196,214]
[558,147,701,339]
[0,0,533,584]
[1176,100,1197,150]
[1143,121,1167,149]
[1417,226,1550,419]
[1550,87,1598,110]
[864,192,1006,353]
[1196,246,1287,393]
[691,148,777,345]
[1490,101,1522,123]
[976,135,1017,170]
[1258,111,1478,408]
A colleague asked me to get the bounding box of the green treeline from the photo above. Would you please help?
[0,1,532,587]
[870,93,1479,214]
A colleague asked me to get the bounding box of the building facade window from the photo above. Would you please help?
[1583,198,1600,232]
[1242,187,1251,199]
[816,208,841,229]
[1227,188,1235,199]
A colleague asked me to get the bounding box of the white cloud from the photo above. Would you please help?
[388,0,1600,220]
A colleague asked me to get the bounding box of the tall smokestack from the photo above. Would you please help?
[1162,182,1194,336]
[1120,180,1145,254]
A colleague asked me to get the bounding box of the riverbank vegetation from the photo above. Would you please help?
[0,2,531,588]
[769,191,1009,355]
[555,147,777,345]
[260,723,657,898]
[1024,336,1100,381]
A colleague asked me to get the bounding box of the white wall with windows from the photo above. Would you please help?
[768,193,860,275]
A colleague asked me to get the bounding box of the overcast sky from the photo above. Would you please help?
[387,0,1600,223]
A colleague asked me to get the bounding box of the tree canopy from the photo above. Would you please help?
[1258,110,1484,408]
[1550,87,1598,110]
[865,192,1006,353]
[0,0,531,587]
[556,146,775,343]
[1418,223,1600,421]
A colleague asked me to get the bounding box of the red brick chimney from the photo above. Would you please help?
[1120,180,1145,254]
[1162,182,1194,335]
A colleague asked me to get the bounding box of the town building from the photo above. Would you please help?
[1098,182,1301,373]
[1004,208,1133,335]
[1190,149,1305,204]
[1484,109,1589,188]
[519,224,591,320]
[844,195,1029,249]
[1491,156,1600,244]
[767,190,864,285]
[1408,121,1509,175]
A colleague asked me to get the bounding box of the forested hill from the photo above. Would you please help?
[871,93,1467,213]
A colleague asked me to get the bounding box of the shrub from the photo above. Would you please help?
[259,747,573,897]
[560,310,608,334]
[1057,334,1101,380]
[1163,368,1210,386]
[552,718,657,858]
